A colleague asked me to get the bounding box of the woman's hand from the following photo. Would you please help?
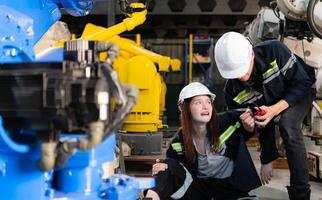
[240,108,255,133]
[152,159,168,176]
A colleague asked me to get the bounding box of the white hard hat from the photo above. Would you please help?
[178,82,216,105]
[214,32,253,79]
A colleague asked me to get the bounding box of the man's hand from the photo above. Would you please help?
[240,108,255,133]
[255,100,289,127]
[260,162,273,185]
[254,105,273,127]
[152,159,168,176]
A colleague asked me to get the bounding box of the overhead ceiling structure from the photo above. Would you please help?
[63,0,265,38]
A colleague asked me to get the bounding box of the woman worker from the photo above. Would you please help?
[145,82,261,200]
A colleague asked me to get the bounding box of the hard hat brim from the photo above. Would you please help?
[177,82,216,105]
[217,60,250,79]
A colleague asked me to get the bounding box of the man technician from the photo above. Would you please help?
[214,31,316,200]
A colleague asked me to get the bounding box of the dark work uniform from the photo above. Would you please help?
[224,40,316,200]
[149,111,261,200]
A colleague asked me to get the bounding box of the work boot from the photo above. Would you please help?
[287,186,311,200]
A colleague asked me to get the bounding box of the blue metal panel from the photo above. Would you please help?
[100,175,138,200]
[36,47,64,62]
[57,0,95,16]
[0,0,99,63]
[0,5,36,63]
[55,134,116,194]
[0,1,61,63]
[0,126,117,199]
[0,151,47,199]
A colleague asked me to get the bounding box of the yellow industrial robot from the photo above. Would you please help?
[77,2,181,155]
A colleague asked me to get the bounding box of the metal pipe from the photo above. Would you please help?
[189,34,193,83]
[78,121,105,151]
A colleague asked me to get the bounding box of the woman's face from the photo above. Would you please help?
[189,95,213,125]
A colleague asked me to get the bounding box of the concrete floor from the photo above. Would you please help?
[248,146,322,200]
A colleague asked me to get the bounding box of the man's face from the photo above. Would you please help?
[238,51,254,82]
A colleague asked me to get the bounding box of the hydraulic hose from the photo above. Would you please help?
[100,62,138,138]
[102,84,138,140]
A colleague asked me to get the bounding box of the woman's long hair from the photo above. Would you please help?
[179,97,219,163]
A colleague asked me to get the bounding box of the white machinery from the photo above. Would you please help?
[277,0,322,39]
[245,0,322,180]
[246,0,322,42]
[277,0,322,180]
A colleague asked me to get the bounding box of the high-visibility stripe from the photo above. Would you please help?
[242,92,263,105]
[263,71,280,84]
[262,59,279,80]
[281,54,296,75]
[233,90,253,104]
[263,54,296,84]
[218,122,241,147]
[170,165,193,199]
[243,91,263,104]
[171,142,183,152]
[233,90,263,105]
[271,59,278,68]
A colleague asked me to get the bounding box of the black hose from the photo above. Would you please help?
[101,63,138,139]
[307,0,322,39]
[118,0,146,14]
[118,0,129,13]
[270,1,282,20]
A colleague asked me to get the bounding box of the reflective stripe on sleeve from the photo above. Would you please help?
[170,165,193,199]
[263,59,279,80]
[281,54,296,75]
[233,90,263,105]
[263,54,296,84]
[171,142,183,152]
[218,122,241,147]
[263,59,280,84]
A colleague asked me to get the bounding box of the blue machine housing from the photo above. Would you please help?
[0,114,153,200]
[53,134,116,197]
[0,0,154,199]
[0,117,46,199]
[0,0,97,63]
[0,1,60,63]
[0,117,116,199]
